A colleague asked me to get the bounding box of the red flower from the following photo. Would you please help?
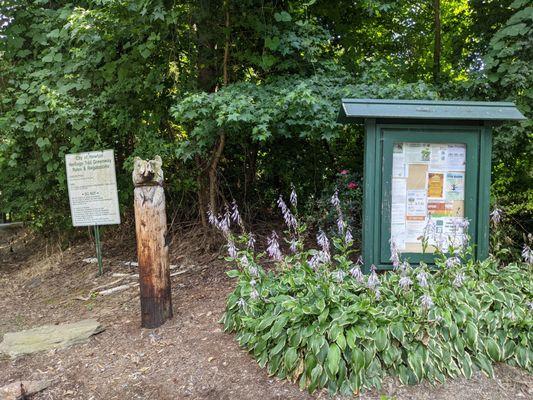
[347,181,358,190]
[340,169,349,175]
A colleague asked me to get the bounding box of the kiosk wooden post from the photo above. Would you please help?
[132,156,173,328]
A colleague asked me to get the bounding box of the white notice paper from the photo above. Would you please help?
[65,150,121,227]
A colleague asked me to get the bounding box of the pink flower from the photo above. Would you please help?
[340,169,349,175]
[347,181,358,190]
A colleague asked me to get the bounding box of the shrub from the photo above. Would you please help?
[217,194,533,395]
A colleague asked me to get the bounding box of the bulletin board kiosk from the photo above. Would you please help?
[338,99,526,272]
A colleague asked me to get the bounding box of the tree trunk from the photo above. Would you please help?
[433,0,441,84]
[133,157,172,328]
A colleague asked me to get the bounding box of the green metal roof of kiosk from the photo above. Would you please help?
[338,99,526,124]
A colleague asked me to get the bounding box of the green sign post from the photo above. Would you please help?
[338,99,526,273]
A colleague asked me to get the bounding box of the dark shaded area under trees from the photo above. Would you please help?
[0,0,531,248]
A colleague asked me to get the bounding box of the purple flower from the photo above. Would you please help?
[249,265,259,277]
[290,187,298,207]
[289,239,298,253]
[337,216,345,234]
[419,294,434,309]
[250,289,259,300]
[453,272,465,287]
[445,256,460,268]
[267,231,282,261]
[227,239,238,258]
[490,208,502,225]
[374,288,381,300]
[240,255,249,267]
[247,233,256,250]
[250,279,256,286]
[277,195,297,229]
[367,265,380,289]
[231,200,242,225]
[317,229,330,253]
[522,244,533,265]
[237,298,246,308]
[398,275,412,290]
[349,265,364,283]
[331,190,341,208]
[345,229,353,245]
[416,271,429,288]
[207,209,217,226]
[390,239,400,269]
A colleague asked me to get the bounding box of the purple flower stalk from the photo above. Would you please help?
[349,265,364,283]
[277,195,297,229]
[250,289,259,300]
[445,256,460,268]
[317,229,330,253]
[290,187,298,207]
[345,229,353,245]
[331,189,341,208]
[453,272,465,287]
[231,200,242,225]
[227,239,238,258]
[249,265,259,277]
[267,231,282,261]
[374,288,381,300]
[367,265,380,289]
[337,216,344,234]
[416,271,429,288]
[490,208,502,225]
[289,239,298,253]
[522,244,533,265]
[390,239,400,269]
[419,294,434,309]
[247,233,256,250]
[398,275,412,290]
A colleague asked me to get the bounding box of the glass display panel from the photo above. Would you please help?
[390,142,466,253]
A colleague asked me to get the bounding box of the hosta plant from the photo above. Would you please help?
[216,193,533,395]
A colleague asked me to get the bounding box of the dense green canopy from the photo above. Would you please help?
[0,0,531,238]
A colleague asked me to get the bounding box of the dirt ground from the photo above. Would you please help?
[0,227,532,400]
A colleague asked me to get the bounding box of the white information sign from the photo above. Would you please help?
[65,150,121,227]
[390,142,466,253]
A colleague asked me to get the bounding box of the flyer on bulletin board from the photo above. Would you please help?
[390,142,466,252]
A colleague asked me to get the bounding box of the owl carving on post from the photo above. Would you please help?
[132,155,172,328]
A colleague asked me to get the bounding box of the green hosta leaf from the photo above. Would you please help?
[374,327,388,352]
[474,354,494,378]
[284,347,299,372]
[226,270,240,278]
[461,353,473,379]
[465,322,478,349]
[326,343,341,376]
[270,335,287,356]
[257,315,277,332]
[407,352,424,382]
[336,332,346,351]
[309,364,323,393]
[350,347,365,372]
[390,322,405,343]
[485,337,502,362]
[515,346,529,369]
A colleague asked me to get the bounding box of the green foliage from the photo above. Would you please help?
[0,0,185,229]
[484,1,533,223]
[221,221,533,394]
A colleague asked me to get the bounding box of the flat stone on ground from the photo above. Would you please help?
[0,380,50,400]
[0,319,103,357]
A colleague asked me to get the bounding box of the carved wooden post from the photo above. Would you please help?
[132,156,173,328]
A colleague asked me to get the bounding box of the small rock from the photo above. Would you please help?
[0,319,104,357]
[0,380,50,400]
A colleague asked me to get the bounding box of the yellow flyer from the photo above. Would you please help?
[427,173,444,198]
